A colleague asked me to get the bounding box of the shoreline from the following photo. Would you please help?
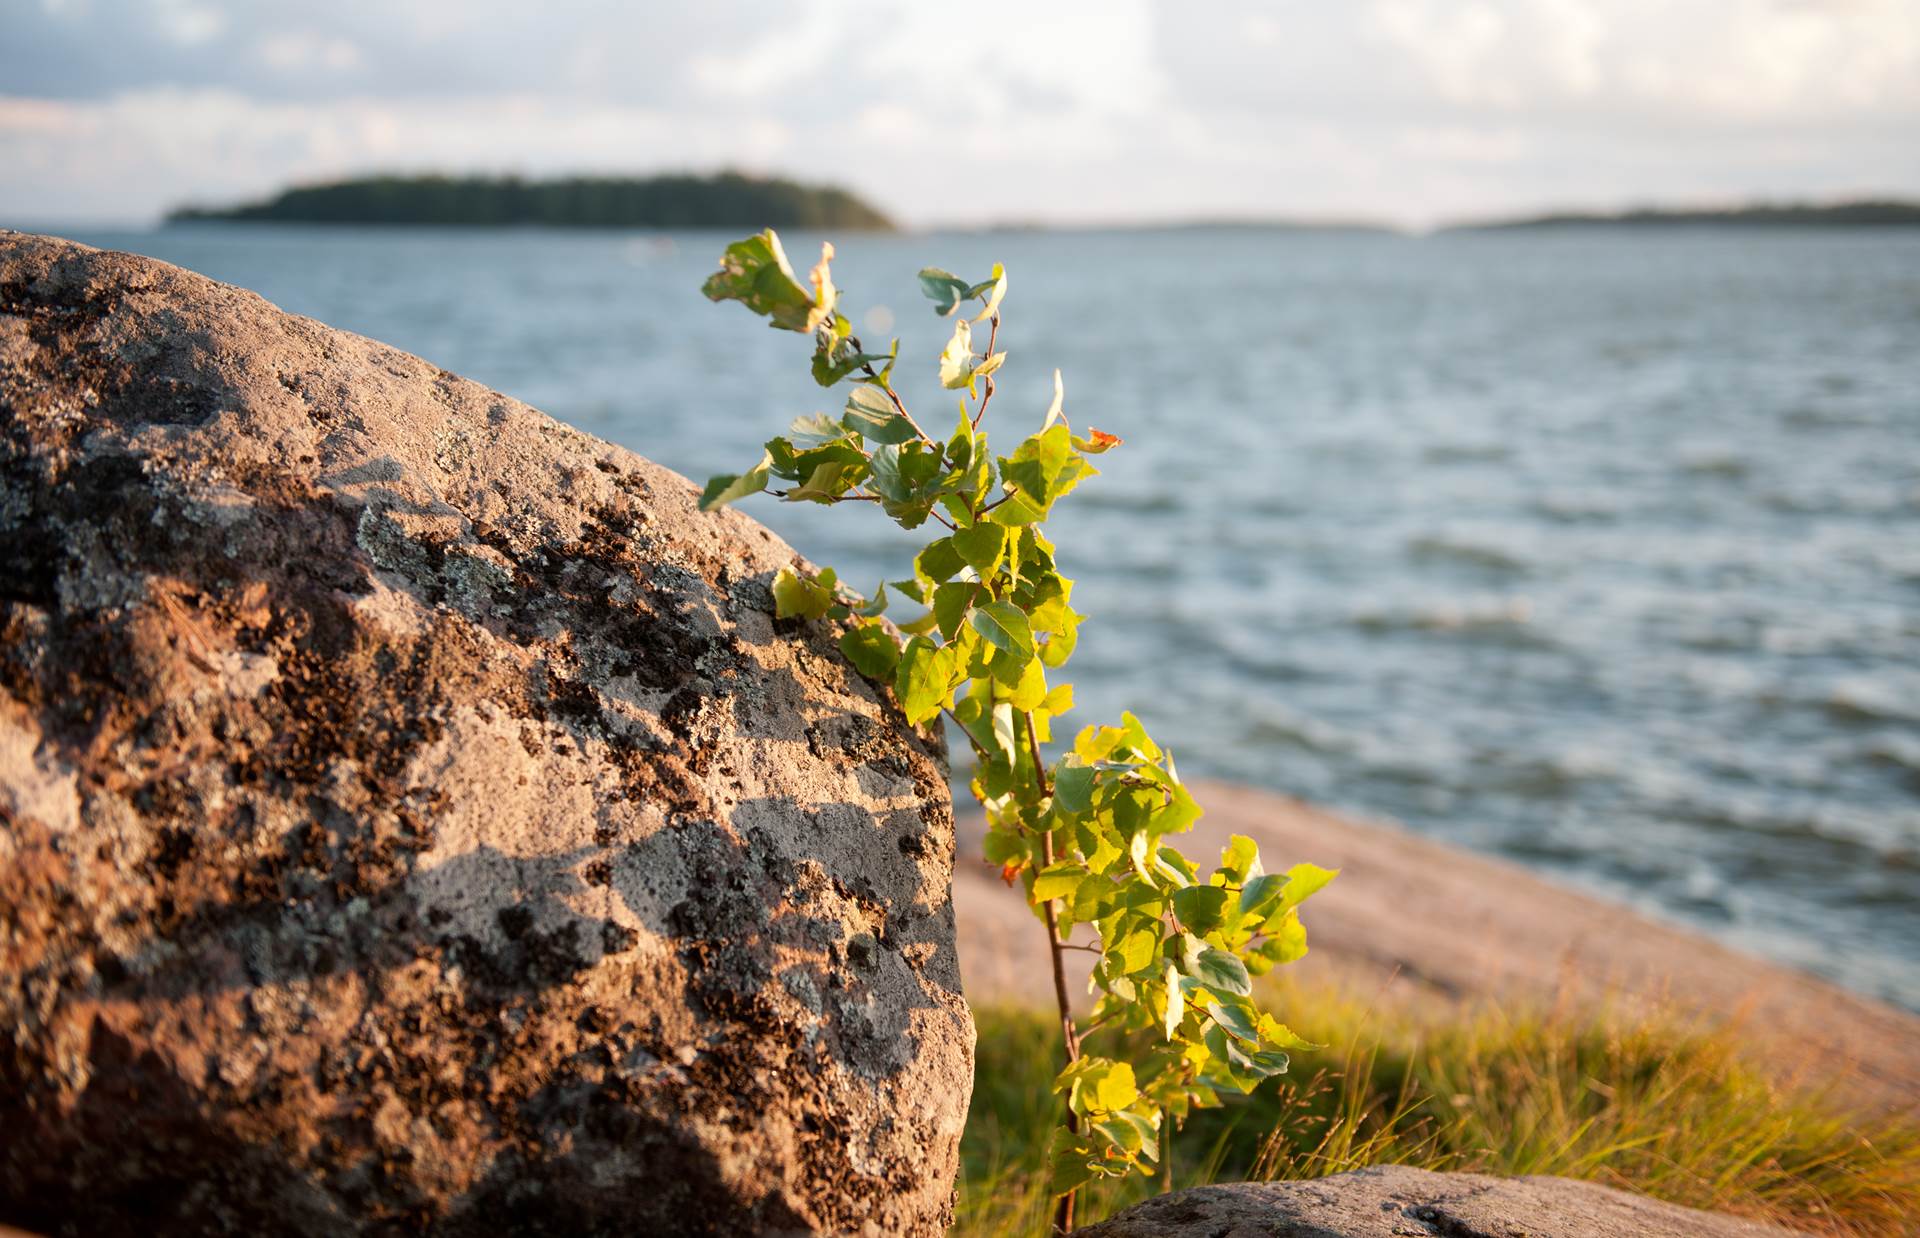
[953,780,1920,1117]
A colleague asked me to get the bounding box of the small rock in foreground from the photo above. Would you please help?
[1077,1165,1807,1238]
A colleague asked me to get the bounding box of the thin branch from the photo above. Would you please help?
[1023,709,1052,798]
[1042,813,1081,1237]
[972,312,1001,428]
[848,335,940,449]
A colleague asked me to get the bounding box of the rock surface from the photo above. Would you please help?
[1077,1165,1805,1238]
[0,230,972,1236]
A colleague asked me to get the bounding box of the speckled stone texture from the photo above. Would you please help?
[1076,1166,1807,1237]
[0,231,973,1237]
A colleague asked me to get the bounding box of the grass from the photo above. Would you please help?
[955,980,1920,1236]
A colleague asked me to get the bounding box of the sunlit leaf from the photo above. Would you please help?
[953,522,1007,575]
[1042,368,1066,429]
[970,600,1034,659]
[771,566,833,620]
[940,318,977,390]
[970,262,1007,322]
[933,580,974,641]
[1032,862,1082,903]
[1276,863,1339,915]
[840,621,901,679]
[1172,885,1231,937]
[843,385,917,444]
[699,451,771,511]
[894,637,957,725]
[702,230,835,333]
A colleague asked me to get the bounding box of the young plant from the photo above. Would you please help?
[698,230,1334,1232]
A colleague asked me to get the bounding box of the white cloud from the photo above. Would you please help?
[1,0,1916,227]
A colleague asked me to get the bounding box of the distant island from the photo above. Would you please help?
[1447,199,1920,232]
[168,172,895,231]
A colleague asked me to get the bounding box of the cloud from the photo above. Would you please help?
[1,0,1916,227]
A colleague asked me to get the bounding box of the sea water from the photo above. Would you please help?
[59,223,1920,1009]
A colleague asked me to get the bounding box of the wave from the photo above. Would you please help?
[1422,441,1512,463]
[1407,534,1531,573]
[1825,679,1920,725]
[1348,595,1552,645]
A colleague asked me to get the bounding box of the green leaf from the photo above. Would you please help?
[843,385,918,444]
[970,262,1007,322]
[1171,886,1231,937]
[1002,654,1048,710]
[918,267,972,317]
[702,230,836,333]
[1207,996,1260,1043]
[991,423,1094,525]
[939,318,977,391]
[1239,873,1286,917]
[699,452,772,511]
[854,581,889,618]
[1162,962,1184,1040]
[914,538,965,588]
[1114,1111,1159,1160]
[1276,863,1339,915]
[1219,835,1260,886]
[969,600,1034,659]
[1053,764,1097,814]
[1256,1014,1324,1052]
[894,637,957,725]
[1107,924,1160,976]
[1090,1060,1138,1113]
[1031,862,1082,903]
[839,621,901,679]
[952,522,1007,575]
[810,316,891,387]
[932,581,974,641]
[1181,935,1252,997]
[771,566,833,620]
[1047,1129,1102,1195]
[785,413,846,448]
[1060,1057,1138,1115]
[785,458,855,503]
[1250,909,1308,972]
[868,441,937,508]
[1094,1115,1144,1156]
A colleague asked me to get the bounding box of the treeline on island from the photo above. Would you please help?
[169,172,895,230]
[1449,199,1920,231]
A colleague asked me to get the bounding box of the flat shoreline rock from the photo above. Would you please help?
[1077,1165,1806,1237]
[0,230,972,1235]
[956,781,1920,1116]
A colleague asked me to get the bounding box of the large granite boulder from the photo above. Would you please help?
[0,231,972,1236]
[1077,1166,1805,1237]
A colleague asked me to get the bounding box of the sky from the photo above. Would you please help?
[2,0,1917,229]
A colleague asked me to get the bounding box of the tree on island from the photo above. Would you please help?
[170,172,896,231]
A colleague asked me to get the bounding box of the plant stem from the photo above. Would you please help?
[1029,710,1081,1234]
[972,313,1001,428]
[851,347,940,448]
